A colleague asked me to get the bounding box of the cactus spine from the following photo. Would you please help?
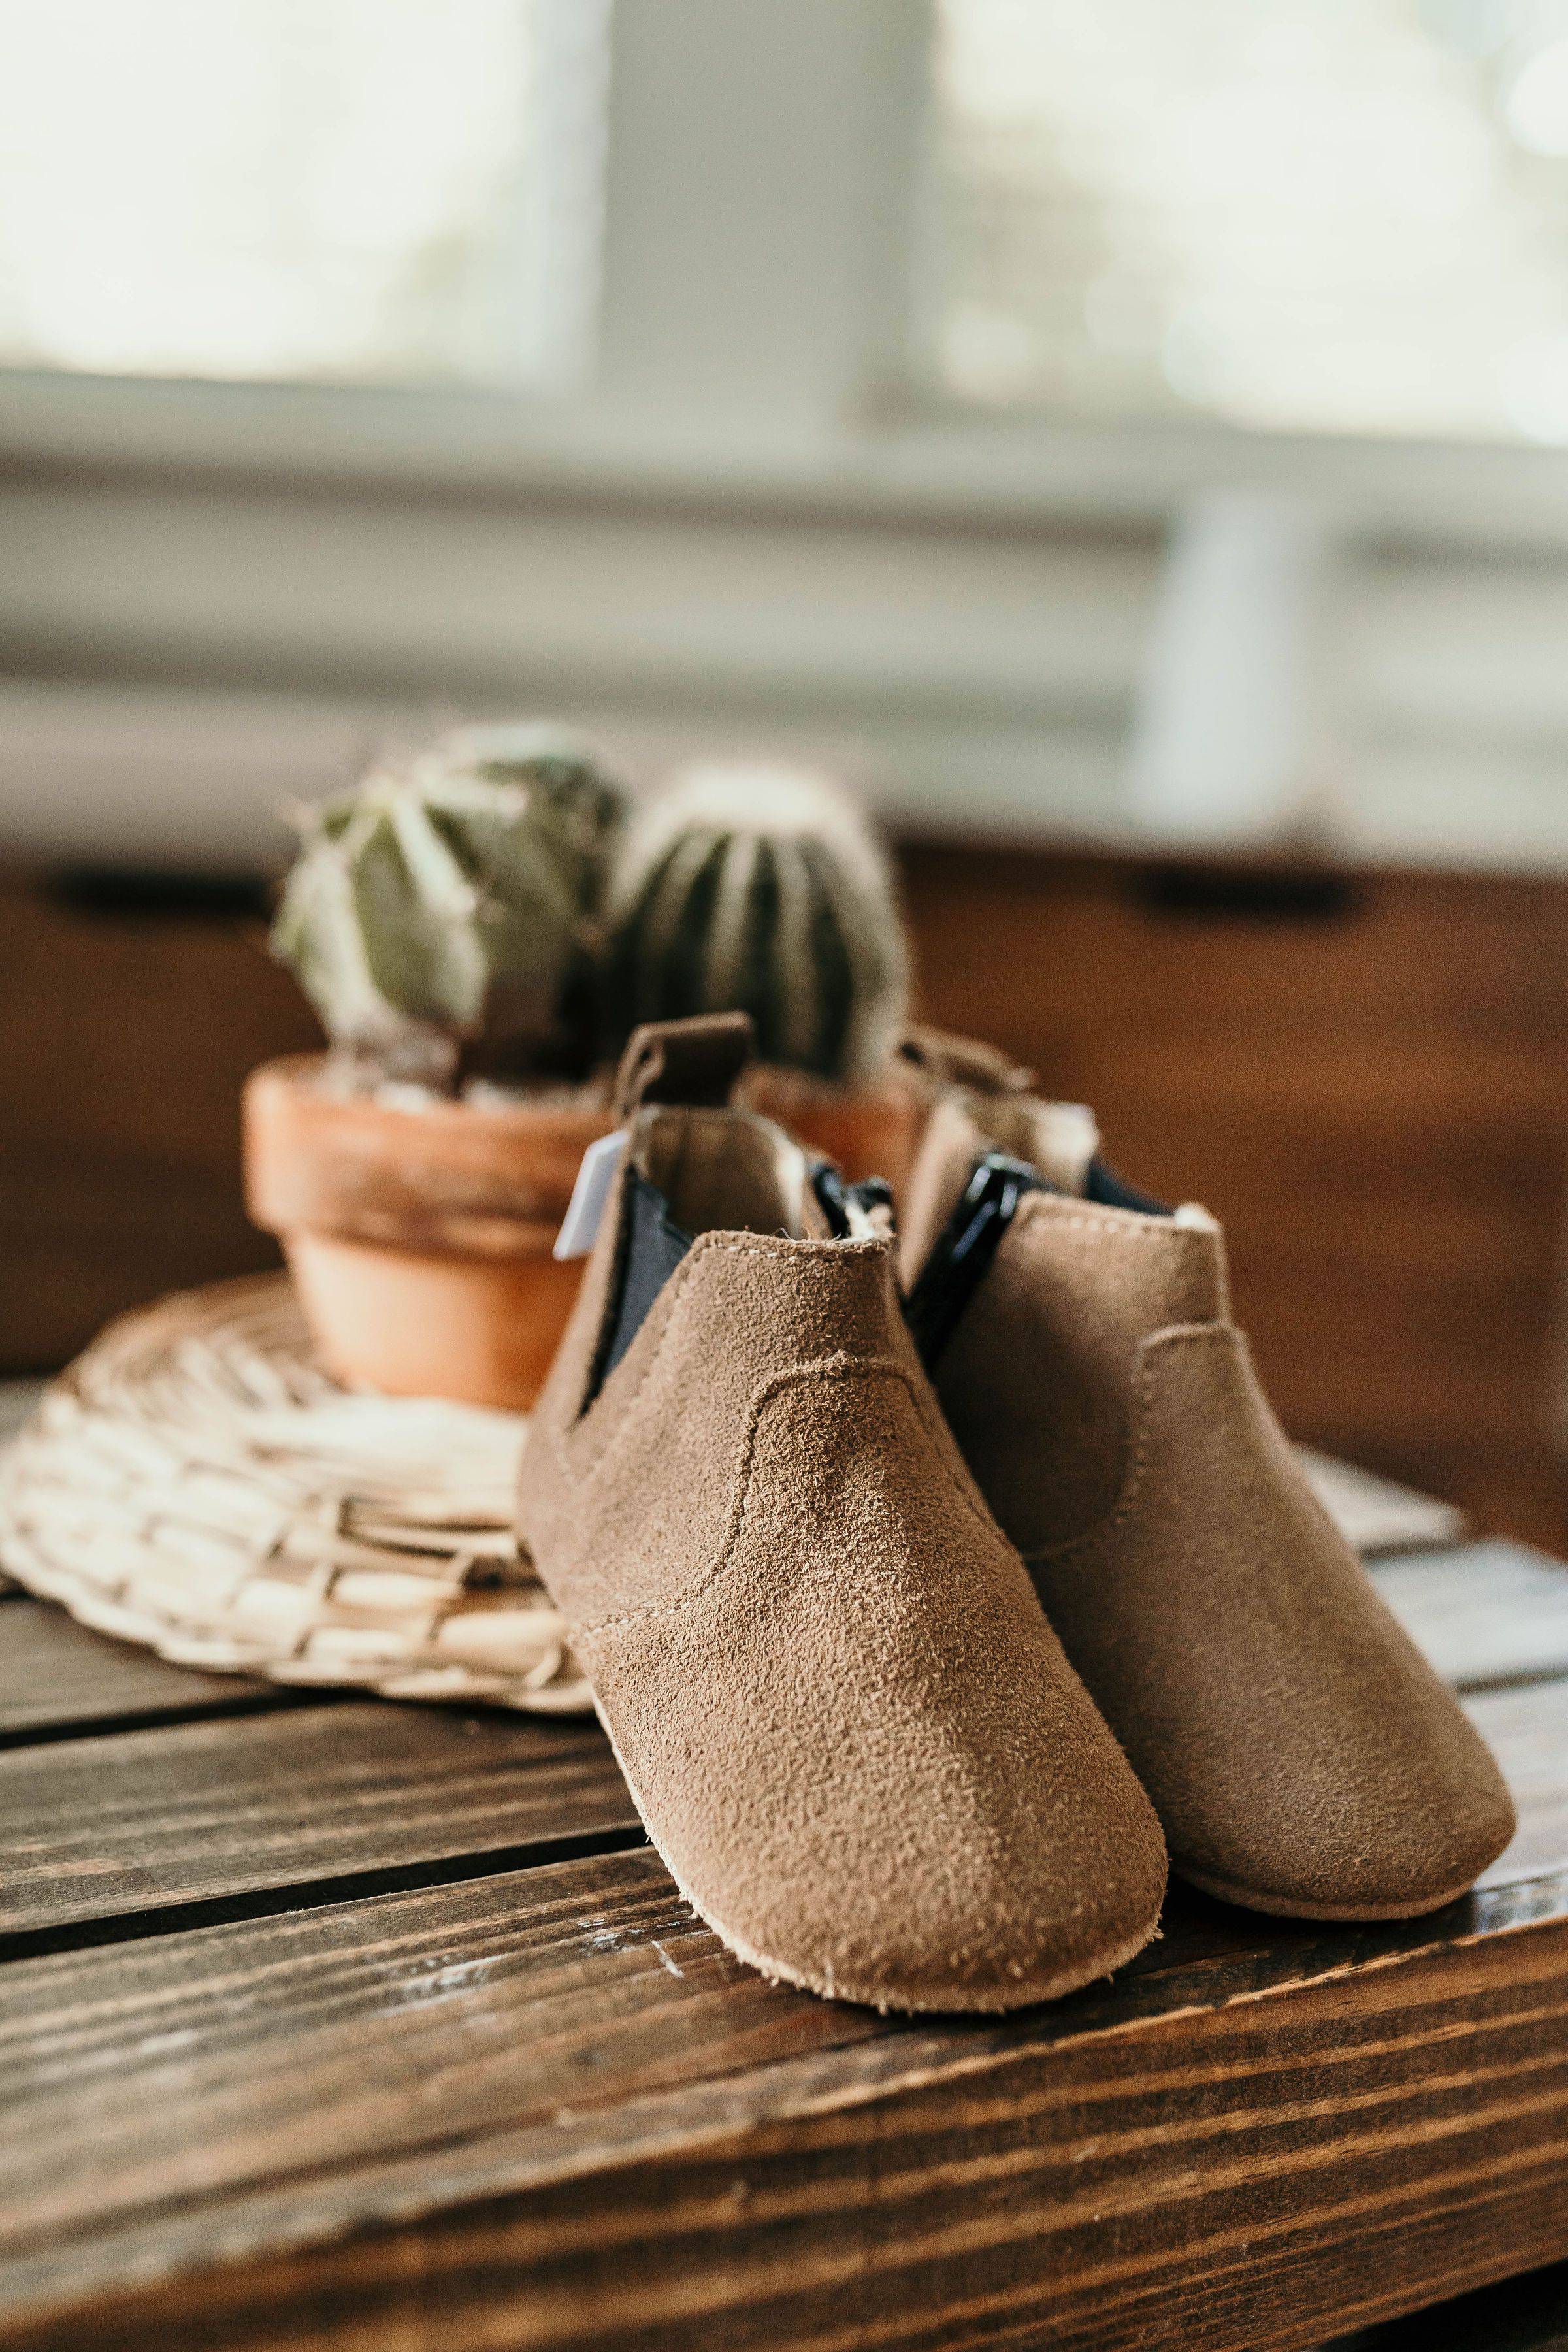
[601,764,909,1082]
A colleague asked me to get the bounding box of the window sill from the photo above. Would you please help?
[10,367,1568,557]
[4,372,1568,876]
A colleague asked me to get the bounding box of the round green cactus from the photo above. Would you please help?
[272,732,624,1085]
[600,764,909,1083]
[439,722,623,900]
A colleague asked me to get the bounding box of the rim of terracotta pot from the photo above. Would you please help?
[243,1053,617,1262]
[244,1047,926,1262]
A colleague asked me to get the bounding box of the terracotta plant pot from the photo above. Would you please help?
[243,1056,615,1411]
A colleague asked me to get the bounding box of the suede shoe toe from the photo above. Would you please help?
[574,1335,1166,2007]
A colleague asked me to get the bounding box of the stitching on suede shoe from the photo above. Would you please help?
[1012,1196,1203,1242]
[1022,1321,1245,1569]
[547,1230,892,1491]
[574,1354,1013,1638]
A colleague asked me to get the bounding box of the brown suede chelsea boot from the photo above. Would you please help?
[521,1015,1167,2012]
[897,1028,1516,1923]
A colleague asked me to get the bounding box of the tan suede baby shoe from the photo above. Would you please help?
[521,1015,1166,2011]
[898,1029,1516,1922]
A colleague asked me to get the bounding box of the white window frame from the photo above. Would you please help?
[3,0,1568,871]
[6,0,1568,542]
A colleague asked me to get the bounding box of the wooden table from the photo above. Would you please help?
[3,1535,1567,2352]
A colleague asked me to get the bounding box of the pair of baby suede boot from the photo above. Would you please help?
[521,1015,1515,2014]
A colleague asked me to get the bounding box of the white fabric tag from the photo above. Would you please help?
[553,1130,627,1260]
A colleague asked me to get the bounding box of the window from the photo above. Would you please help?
[0,0,608,391]
[926,0,1568,444]
[18,1,1568,462]
[1,2,1563,875]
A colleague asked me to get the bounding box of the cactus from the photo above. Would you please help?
[600,764,909,1083]
[437,722,623,901]
[272,734,624,1085]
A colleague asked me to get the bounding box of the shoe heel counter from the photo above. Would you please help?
[934,1194,1230,1556]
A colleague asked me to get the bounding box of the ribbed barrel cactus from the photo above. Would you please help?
[600,764,909,1082]
[439,722,623,899]
[272,732,624,1085]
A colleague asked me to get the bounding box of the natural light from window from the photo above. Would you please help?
[930,0,1568,443]
[0,0,606,390]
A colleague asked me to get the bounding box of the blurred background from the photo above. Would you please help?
[3,0,1568,1539]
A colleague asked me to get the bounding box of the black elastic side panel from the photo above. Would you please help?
[591,1173,694,1397]
[1085,1157,1172,1216]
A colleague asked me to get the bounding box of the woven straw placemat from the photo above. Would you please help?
[0,1276,590,1713]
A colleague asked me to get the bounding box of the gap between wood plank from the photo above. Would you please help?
[0,1823,651,1968]
[0,1700,641,1940]
[0,1686,333,1754]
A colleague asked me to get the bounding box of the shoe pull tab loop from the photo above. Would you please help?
[896,1024,1034,1099]
[612,1012,755,1121]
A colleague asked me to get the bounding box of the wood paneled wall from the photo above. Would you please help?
[3,849,1565,1543]
[0,873,315,1371]
[902,846,1568,1545]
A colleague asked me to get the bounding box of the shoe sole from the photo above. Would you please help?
[1176,1859,1485,1922]
[591,1694,1161,2014]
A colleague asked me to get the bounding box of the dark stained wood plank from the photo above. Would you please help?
[0,1702,637,1939]
[0,1599,278,1740]
[2,1855,1558,2289]
[0,1846,879,2310]
[1,1858,1565,2352]
[1,1575,1546,1949]
[0,1654,1564,2352]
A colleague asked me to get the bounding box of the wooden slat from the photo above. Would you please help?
[1,1666,1565,2352]
[1,1856,1565,2352]
[0,1846,874,2314]
[0,1854,1556,2289]
[0,1703,638,1940]
[0,1600,276,1740]
[1297,1448,1467,1557]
